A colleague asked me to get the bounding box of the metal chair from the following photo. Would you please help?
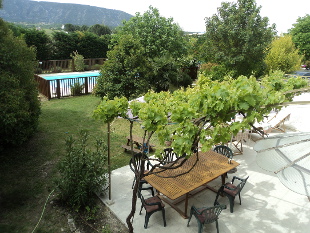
[138,189,166,229]
[129,153,154,196]
[213,145,237,174]
[187,204,226,233]
[213,145,233,159]
[214,176,249,213]
[160,148,185,165]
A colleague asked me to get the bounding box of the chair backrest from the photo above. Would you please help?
[213,145,233,159]
[160,148,177,164]
[194,204,226,224]
[129,152,149,174]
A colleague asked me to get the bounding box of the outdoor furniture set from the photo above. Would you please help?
[129,146,249,232]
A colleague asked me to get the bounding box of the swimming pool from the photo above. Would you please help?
[40,71,100,80]
[36,71,100,99]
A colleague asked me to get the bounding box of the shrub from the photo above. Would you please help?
[84,65,91,71]
[0,19,41,148]
[71,51,84,72]
[51,66,62,73]
[55,130,108,210]
[91,64,102,70]
[70,82,85,96]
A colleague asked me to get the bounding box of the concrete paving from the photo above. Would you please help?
[99,135,310,233]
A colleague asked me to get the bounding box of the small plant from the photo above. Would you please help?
[55,130,108,211]
[84,65,91,71]
[51,66,63,73]
[91,64,102,70]
[71,51,85,72]
[70,82,85,96]
[35,67,43,74]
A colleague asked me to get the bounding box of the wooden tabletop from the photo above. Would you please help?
[144,150,239,200]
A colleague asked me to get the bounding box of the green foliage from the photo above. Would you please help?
[56,130,108,210]
[88,24,111,36]
[91,64,102,70]
[290,14,310,60]
[52,31,109,59]
[265,35,303,74]
[200,0,276,79]
[71,51,84,72]
[75,31,109,58]
[23,28,52,60]
[202,64,235,82]
[52,31,79,59]
[95,34,149,99]
[64,23,85,32]
[93,96,128,123]
[0,19,41,148]
[95,6,190,99]
[51,66,62,73]
[70,82,85,96]
[116,6,187,58]
[94,72,307,158]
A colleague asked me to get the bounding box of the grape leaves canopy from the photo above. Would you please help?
[93,72,308,232]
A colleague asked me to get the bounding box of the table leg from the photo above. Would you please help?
[184,193,189,218]
[221,174,226,185]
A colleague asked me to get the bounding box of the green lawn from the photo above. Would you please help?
[0,95,162,232]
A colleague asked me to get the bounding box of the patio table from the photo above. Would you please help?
[144,150,239,218]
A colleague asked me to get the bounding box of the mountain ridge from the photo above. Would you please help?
[0,0,133,28]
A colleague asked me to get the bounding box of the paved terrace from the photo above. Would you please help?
[99,138,310,233]
[99,93,310,233]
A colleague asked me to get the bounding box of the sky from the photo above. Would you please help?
[34,0,309,34]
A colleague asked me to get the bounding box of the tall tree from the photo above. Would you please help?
[201,0,276,78]
[95,6,190,99]
[76,31,109,58]
[24,28,52,61]
[88,24,111,36]
[0,19,41,148]
[290,14,310,61]
[265,35,303,74]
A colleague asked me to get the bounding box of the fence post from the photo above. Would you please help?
[53,60,56,72]
[85,77,88,94]
[56,79,61,99]
[71,59,75,72]
[48,80,51,100]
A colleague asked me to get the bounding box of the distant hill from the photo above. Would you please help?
[0,0,133,28]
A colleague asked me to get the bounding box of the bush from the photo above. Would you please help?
[201,64,234,81]
[84,65,91,71]
[71,51,84,72]
[91,64,102,70]
[56,130,108,210]
[0,19,41,148]
[51,66,62,73]
[70,82,85,96]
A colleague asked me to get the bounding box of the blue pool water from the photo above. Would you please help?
[40,71,100,80]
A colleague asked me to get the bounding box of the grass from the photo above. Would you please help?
[0,95,163,232]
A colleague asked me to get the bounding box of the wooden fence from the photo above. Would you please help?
[35,74,98,100]
[38,58,106,73]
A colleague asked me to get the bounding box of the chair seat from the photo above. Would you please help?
[224,183,240,196]
[144,196,165,213]
[196,208,218,223]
